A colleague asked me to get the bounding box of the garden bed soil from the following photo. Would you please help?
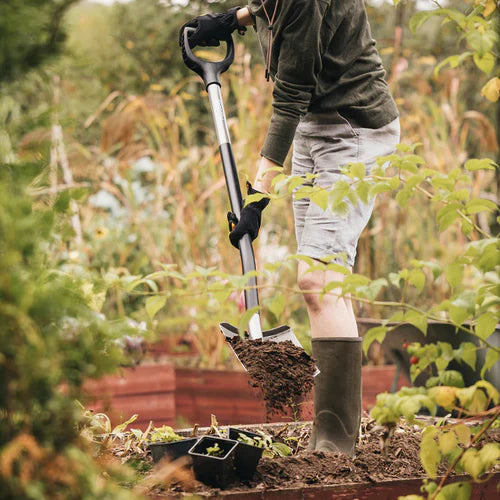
[228,338,315,417]
[145,420,500,499]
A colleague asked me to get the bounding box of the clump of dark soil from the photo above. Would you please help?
[229,337,315,417]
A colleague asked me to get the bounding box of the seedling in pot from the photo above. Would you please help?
[205,442,225,457]
[188,436,239,488]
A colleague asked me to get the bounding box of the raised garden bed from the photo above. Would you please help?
[84,365,406,429]
[136,421,500,499]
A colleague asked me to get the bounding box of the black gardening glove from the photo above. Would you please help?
[228,183,270,249]
[178,6,246,49]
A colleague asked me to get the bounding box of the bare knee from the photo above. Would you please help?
[298,274,323,312]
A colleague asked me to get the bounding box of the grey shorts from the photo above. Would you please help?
[292,112,400,267]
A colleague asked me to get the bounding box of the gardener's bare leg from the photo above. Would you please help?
[297,261,358,339]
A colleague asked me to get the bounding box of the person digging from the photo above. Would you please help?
[179,1,399,456]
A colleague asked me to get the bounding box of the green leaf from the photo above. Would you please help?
[460,448,483,480]
[464,158,497,171]
[437,204,461,231]
[245,192,269,205]
[438,431,457,455]
[434,482,471,500]
[479,443,500,471]
[356,181,370,204]
[362,326,388,356]
[466,29,498,55]
[458,342,477,371]
[420,426,440,479]
[351,162,366,179]
[409,10,438,34]
[473,51,495,74]
[145,295,167,320]
[475,312,497,340]
[465,199,498,215]
[440,370,465,388]
[310,188,329,210]
[111,414,138,434]
[268,294,286,319]
[453,424,471,446]
[396,188,413,207]
[238,306,260,337]
[404,310,428,335]
[475,380,499,405]
[408,269,426,292]
[481,349,500,378]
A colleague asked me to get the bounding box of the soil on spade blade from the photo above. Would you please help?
[228,337,315,417]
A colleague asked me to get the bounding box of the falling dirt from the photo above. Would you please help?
[228,337,315,418]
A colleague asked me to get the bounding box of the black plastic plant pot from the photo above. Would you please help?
[148,437,199,463]
[228,427,264,480]
[188,436,239,488]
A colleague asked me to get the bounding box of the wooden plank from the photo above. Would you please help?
[148,473,500,499]
[84,364,175,397]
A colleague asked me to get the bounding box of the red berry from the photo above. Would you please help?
[410,356,419,365]
[402,342,409,349]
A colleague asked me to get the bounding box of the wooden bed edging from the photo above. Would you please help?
[149,473,500,499]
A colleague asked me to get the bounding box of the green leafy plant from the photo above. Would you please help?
[205,442,225,457]
[236,431,292,458]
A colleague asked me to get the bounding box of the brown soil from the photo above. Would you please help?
[228,338,315,418]
[146,421,500,497]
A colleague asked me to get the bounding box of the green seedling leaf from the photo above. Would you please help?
[481,349,500,378]
[145,295,167,320]
[111,414,138,434]
[271,441,292,457]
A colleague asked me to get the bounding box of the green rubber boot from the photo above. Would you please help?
[307,337,362,456]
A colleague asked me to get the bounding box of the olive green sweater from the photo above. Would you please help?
[247,0,399,166]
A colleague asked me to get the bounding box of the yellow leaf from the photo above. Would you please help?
[483,0,497,17]
[453,423,471,446]
[438,431,457,455]
[150,84,164,92]
[481,77,500,102]
[428,386,457,410]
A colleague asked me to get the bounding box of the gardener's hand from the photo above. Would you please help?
[178,7,246,49]
[228,183,270,249]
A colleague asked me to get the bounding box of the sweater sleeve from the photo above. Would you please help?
[260,1,327,165]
